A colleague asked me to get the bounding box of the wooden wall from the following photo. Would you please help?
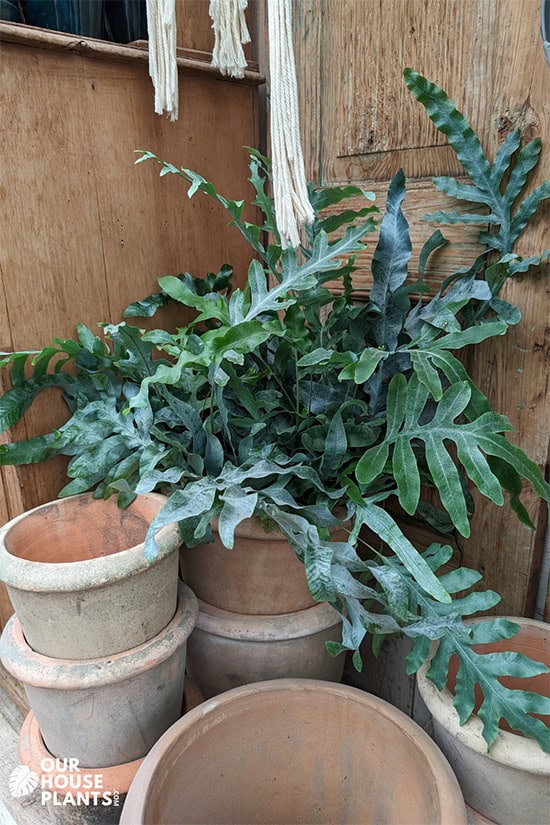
[0,7,263,644]
[293,0,549,618]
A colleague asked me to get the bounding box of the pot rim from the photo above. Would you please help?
[120,678,467,825]
[194,598,342,641]
[0,493,180,593]
[416,616,550,774]
[0,582,198,689]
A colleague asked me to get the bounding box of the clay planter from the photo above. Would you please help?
[0,583,198,768]
[17,680,204,825]
[186,599,345,699]
[120,679,467,824]
[181,515,347,615]
[417,616,550,825]
[0,492,181,659]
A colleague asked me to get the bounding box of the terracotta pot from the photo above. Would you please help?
[417,616,550,825]
[0,583,198,768]
[180,515,348,615]
[0,493,181,658]
[17,679,204,825]
[120,679,467,824]
[186,598,344,699]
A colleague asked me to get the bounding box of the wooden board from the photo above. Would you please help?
[293,0,550,616]
[0,22,261,635]
[175,0,262,62]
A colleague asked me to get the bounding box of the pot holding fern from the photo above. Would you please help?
[180,513,351,615]
[180,516,317,615]
[416,616,550,825]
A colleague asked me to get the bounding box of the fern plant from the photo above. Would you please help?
[0,72,549,750]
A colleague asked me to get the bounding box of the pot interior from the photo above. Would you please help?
[133,685,458,824]
[447,622,550,735]
[4,495,161,563]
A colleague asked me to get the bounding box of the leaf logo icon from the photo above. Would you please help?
[9,765,39,798]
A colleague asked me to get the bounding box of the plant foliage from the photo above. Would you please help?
[0,72,549,749]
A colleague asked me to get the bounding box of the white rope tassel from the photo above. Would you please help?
[209,0,250,79]
[146,0,179,121]
[268,0,314,248]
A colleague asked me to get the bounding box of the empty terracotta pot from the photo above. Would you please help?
[120,679,467,824]
[180,516,348,615]
[417,616,550,825]
[186,599,344,698]
[0,493,181,658]
[0,583,198,767]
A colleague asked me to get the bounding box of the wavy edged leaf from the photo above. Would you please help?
[426,627,550,750]
[354,501,450,603]
[362,373,542,535]
[144,480,219,560]
[0,373,78,433]
[404,69,549,256]
[370,169,411,308]
[404,69,492,187]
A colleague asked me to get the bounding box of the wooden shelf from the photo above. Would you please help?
[0,21,264,84]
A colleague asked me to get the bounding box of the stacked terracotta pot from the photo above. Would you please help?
[181,517,345,698]
[0,493,198,822]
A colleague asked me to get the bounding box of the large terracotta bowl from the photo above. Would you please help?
[120,678,467,825]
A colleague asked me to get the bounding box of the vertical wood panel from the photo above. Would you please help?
[293,0,549,616]
[175,0,261,61]
[0,31,261,547]
[461,0,550,616]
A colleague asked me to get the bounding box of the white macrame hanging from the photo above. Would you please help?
[146,0,179,121]
[267,0,314,248]
[145,0,313,248]
[209,0,312,247]
[209,0,251,79]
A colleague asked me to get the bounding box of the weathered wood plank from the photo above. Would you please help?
[175,0,262,63]
[460,0,549,616]
[0,663,29,717]
[0,32,260,516]
[321,179,484,295]
[294,0,549,617]
[0,21,263,82]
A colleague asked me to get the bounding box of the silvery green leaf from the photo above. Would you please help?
[218,487,258,549]
[144,481,218,560]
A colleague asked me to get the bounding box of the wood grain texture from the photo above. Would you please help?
[0,21,263,82]
[0,32,260,520]
[293,0,549,616]
[175,0,262,62]
[321,179,484,295]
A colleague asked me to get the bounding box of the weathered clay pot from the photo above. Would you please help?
[417,616,550,825]
[17,679,204,825]
[120,679,467,824]
[186,599,345,699]
[180,515,348,615]
[0,583,198,768]
[0,493,181,658]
